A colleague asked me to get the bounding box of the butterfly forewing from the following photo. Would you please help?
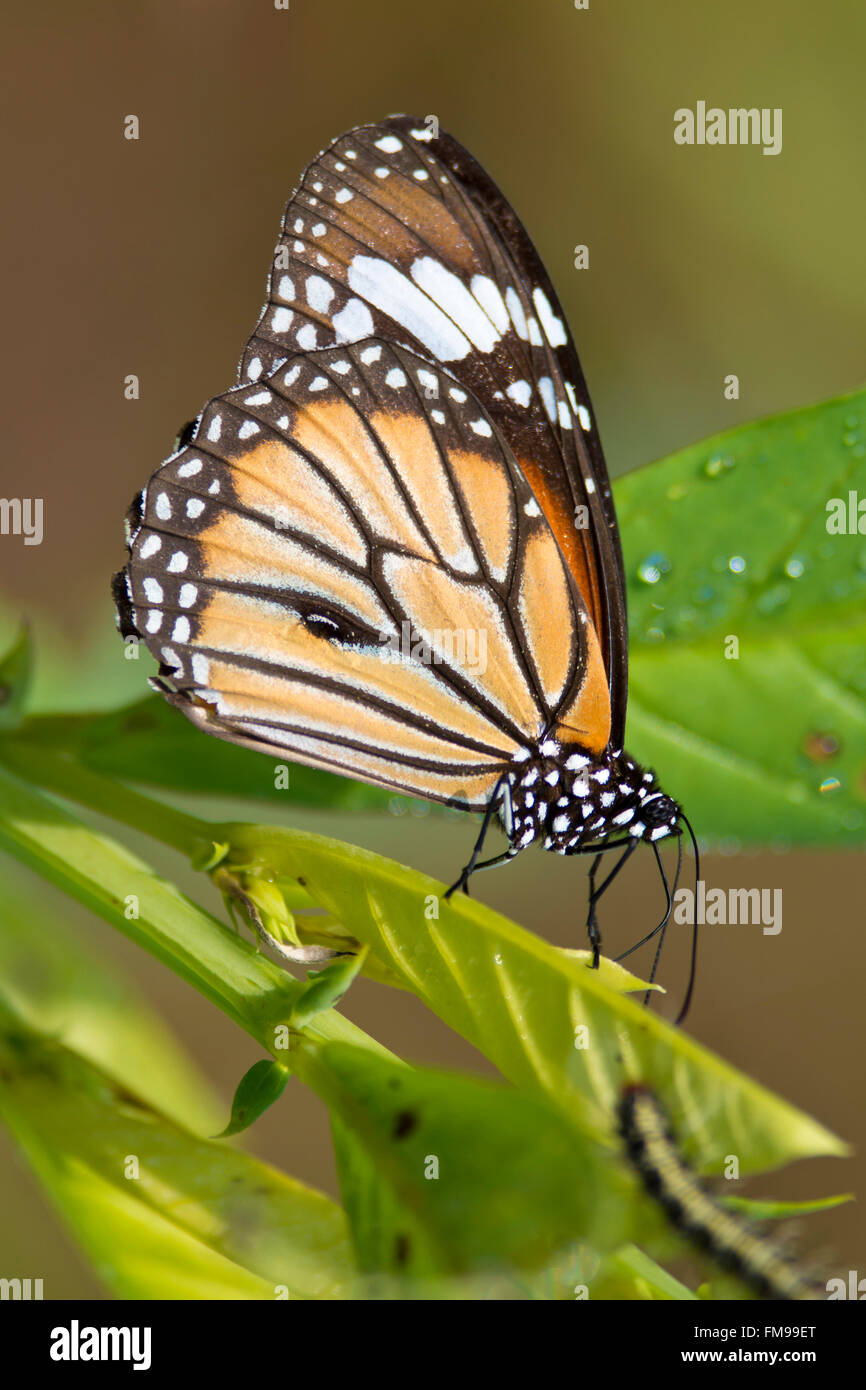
[123,338,609,805]
[239,116,628,742]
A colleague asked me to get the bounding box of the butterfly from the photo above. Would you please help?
[113,115,697,1007]
[618,1084,821,1300]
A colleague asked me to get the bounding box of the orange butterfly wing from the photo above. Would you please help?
[121,340,609,807]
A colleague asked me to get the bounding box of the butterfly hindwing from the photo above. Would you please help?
[123,339,610,806]
[239,116,628,743]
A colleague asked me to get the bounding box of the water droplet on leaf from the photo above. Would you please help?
[704,454,736,478]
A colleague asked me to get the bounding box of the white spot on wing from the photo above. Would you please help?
[505,287,528,339]
[506,380,531,408]
[532,287,567,346]
[347,255,472,361]
[410,257,501,352]
[538,377,557,423]
[332,297,374,342]
[191,654,210,685]
[305,275,334,312]
[470,275,510,332]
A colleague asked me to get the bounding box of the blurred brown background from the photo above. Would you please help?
[0,0,864,1297]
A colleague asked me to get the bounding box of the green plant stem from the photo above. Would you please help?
[0,735,206,858]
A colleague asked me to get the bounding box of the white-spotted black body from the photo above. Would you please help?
[501,740,681,856]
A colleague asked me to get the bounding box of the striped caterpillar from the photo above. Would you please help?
[618,1084,821,1301]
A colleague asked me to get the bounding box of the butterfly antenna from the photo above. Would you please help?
[673,811,701,1025]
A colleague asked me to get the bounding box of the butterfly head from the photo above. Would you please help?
[504,743,681,856]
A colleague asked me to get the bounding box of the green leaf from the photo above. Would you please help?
[722,1192,853,1220]
[290,950,368,1030]
[308,1040,630,1283]
[0,624,32,732]
[0,763,396,1069]
[0,1009,355,1299]
[220,822,847,1179]
[216,1059,292,1138]
[15,697,396,811]
[0,601,148,714]
[602,1244,700,1301]
[622,388,866,845]
[0,858,223,1134]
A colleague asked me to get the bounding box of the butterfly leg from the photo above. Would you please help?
[461,846,521,876]
[445,775,511,899]
[586,840,638,969]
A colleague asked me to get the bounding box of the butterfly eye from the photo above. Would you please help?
[644,794,678,829]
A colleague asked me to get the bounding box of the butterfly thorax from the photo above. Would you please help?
[503,743,681,855]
